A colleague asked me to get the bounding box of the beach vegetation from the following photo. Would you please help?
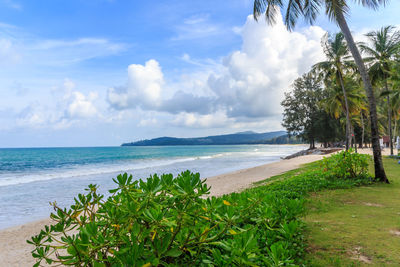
[253,0,390,182]
[360,26,400,156]
[321,150,370,179]
[28,151,372,266]
[281,72,343,149]
[313,32,355,151]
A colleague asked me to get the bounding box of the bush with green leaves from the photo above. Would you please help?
[321,150,370,179]
[28,171,305,266]
[28,155,372,266]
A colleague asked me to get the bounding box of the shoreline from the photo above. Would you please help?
[0,148,385,266]
[206,153,326,196]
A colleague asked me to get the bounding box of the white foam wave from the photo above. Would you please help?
[0,157,199,187]
[0,145,308,187]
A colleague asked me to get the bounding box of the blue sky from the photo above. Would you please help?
[0,0,399,147]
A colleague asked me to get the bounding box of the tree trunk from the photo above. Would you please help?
[361,113,365,149]
[338,71,351,151]
[385,80,394,156]
[394,119,397,154]
[336,11,389,183]
[352,124,357,153]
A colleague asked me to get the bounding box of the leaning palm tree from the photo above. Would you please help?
[253,0,389,183]
[313,32,354,151]
[360,26,400,155]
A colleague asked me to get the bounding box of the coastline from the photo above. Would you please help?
[206,153,326,196]
[0,147,386,266]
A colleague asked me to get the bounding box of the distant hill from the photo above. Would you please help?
[121,131,302,146]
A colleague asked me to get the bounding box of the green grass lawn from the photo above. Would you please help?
[304,157,400,266]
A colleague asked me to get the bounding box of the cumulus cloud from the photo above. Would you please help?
[16,79,99,129]
[108,60,164,110]
[160,91,215,115]
[66,91,98,119]
[107,12,326,128]
[17,104,61,128]
[209,15,325,118]
[172,111,232,128]
[138,118,158,127]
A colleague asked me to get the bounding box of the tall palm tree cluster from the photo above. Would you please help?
[253,0,395,183]
[312,27,400,156]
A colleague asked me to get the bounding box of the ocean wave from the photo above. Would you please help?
[0,145,308,187]
[0,157,200,187]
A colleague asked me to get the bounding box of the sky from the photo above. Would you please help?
[0,0,399,147]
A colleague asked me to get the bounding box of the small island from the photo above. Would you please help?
[121,131,302,146]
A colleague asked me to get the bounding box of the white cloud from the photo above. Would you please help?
[16,79,99,129]
[107,59,164,110]
[10,12,328,133]
[172,14,225,41]
[208,15,326,118]
[180,53,220,68]
[17,104,60,128]
[138,117,158,127]
[107,13,326,129]
[172,111,232,128]
[67,91,98,119]
[0,24,126,67]
[28,38,126,66]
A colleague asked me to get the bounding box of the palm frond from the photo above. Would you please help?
[325,0,350,22]
[253,0,283,24]
[353,0,388,10]
[303,0,321,25]
[285,0,303,30]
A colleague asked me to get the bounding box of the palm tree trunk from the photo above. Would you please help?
[338,71,351,151]
[385,80,394,155]
[352,124,357,153]
[336,11,389,183]
[361,113,365,149]
[394,119,397,154]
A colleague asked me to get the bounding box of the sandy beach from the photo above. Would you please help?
[0,148,389,266]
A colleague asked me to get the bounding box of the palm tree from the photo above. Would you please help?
[389,62,400,144]
[360,26,400,155]
[313,32,354,150]
[253,0,389,183]
[321,75,365,145]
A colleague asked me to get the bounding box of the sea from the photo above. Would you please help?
[0,145,307,229]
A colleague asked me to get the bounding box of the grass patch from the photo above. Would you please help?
[252,161,322,186]
[304,157,400,266]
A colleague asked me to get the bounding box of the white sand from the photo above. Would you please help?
[0,148,389,266]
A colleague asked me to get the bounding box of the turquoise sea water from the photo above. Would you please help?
[0,145,306,229]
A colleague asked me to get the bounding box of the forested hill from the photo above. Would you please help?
[121,131,302,146]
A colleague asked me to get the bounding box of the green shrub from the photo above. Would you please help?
[321,150,370,179]
[28,171,304,266]
[28,153,372,266]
